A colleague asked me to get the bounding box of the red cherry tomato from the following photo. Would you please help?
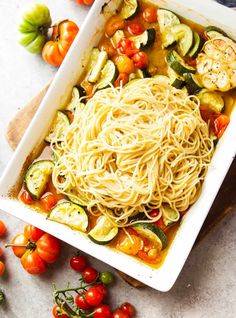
[75,0,94,5]
[143,7,157,23]
[0,247,3,257]
[117,38,138,57]
[52,305,70,318]
[24,224,45,241]
[0,261,5,276]
[94,304,112,318]
[127,23,144,35]
[0,220,6,237]
[75,292,91,310]
[112,309,129,318]
[82,266,98,283]
[120,303,135,317]
[20,190,33,205]
[114,73,129,87]
[132,52,149,69]
[214,114,230,139]
[40,192,57,211]
[85,284,107,306]
[70,255,87,272]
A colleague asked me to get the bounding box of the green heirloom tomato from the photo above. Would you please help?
[18,3,51,54]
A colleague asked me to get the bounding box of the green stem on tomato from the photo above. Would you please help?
[5,242,36,250]
[53,283,95,295]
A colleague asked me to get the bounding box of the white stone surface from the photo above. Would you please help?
[0,1,236,317]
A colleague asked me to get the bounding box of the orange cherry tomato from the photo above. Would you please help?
[105,15,125,37]
[137,249,160,264]
[115,56,135,74]
[42,20,79,67]
[0,261,5,276]
[10,233,28,258]
[36,233,61,264]
[20,190,33,205]
[143,7,157,23]
[0,220,6,237]
[117,234,143,256]
[24,224,45,241]
[132,51,149,69]
[21,250,47,275]
[40,192,57,211]
[99,42,116,58]
[117,38,138,57]
[114,73,129,87]
[75,0,94,5]
[52,305,70,318]
[214,114,230,139]
[0,247,3,257]
[127,23,144,35]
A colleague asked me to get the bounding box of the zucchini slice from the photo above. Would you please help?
[166,50,196,76]
[171,24,194,56]
[48,202,88,232]
[197,89,225,113]
[96,60,118,90]
[130,29,156,49]
[86,48,100,71]
[66,86,86,113]
[45,111,70,143]
[205,26,229,40]
[162,206,180,227]
[188,32,204,58]
[88,50,108,83]
[167,66,185,89]
[25,160,54,199]
[133,223,167,250]
[158,9,180,33]
[111,30,125,48]
[183,73,203,95]
[161,27,177,48]
[120,0,139,20]
[88,215,118,245]
[136,68,150,78]
[153,75,171,86]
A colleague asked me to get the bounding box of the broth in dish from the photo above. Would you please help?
[18,0,236,266]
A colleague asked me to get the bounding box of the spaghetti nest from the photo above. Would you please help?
[52,78,214,226]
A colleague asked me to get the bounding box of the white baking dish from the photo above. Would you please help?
[1,0,236,292]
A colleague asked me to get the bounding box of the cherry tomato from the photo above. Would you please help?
[120,303,135,317]
[117,234,143,256]
[137,249,160,263]
[52,305,70,318]
[187,58,197,67]
[0,261,5,276]
[149,210,166,230]
[117,38,138,57]
[143,7,157,23]
[114,73,129,87]
[112,309,129,318]
[70,255,87,272]
[20,190,33,205]
[24,224,45,241]
[105,15,125,37]
[82,266,98,283]
[214,114,230,138]
[42,20,79,67]
[21,250,47,275]
[0,247,2,257]
[94,304,112,318]
[36,233,61,264]
[127,23,144,35]
[132,52,149,69]
[99,271,114,285]
[85,284,107,306]
[75,292,91,310]
[75,0,94,5]
[0,220,6,237]
[115,56,135,74]
[99,42,116,58]
[11,233,28,258]
[40,192,57,211]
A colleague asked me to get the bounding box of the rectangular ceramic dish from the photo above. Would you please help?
[1,0,236,292]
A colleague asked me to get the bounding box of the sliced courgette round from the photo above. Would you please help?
[96,60,118,90]
[25,160,54,199]
[167,66,185,89]
[48,202,88,232]
[88,50,108,83]
[197,89,225,113]
[130,29,156,50]
[184,72,203,95]
[45,111,70,143]
[162,206,180,227]
[133,223,167,250]
[205,26,229,40]
[120,0,139,20]
[158,9,180,33]
[161,27,177,48]
[171,24,194,56]
[88,215,118,245]
[66,86,86,113]
[188,32,204,58]
[166,50,196,76]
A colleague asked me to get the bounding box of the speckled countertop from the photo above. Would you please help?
[0,1,236,317]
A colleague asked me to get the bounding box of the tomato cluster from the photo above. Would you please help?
[0,219,6,276]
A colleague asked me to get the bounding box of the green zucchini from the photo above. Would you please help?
[45,111,70,143]
[167,66,185,89]
[205,26,229,40]
[111,30,125,48]
[161,27,177,48]
[48,202,88,232]
[88,215,118,245]
[197,89,225,113]
[188,32,204,58]
[66,86,86,113]
[133,223,167,250]
[158,9,180,33]
[25,160,54,199]
[88,50,108,83]
[136,68,150,78]
[96,60,118,90]
[120,0,139,20]
[183,73,203,95]
[166,50,196,76]
[162,206,180,227]
[130,29,156,49]
[171,24,194,56]
[86,48,100,71]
